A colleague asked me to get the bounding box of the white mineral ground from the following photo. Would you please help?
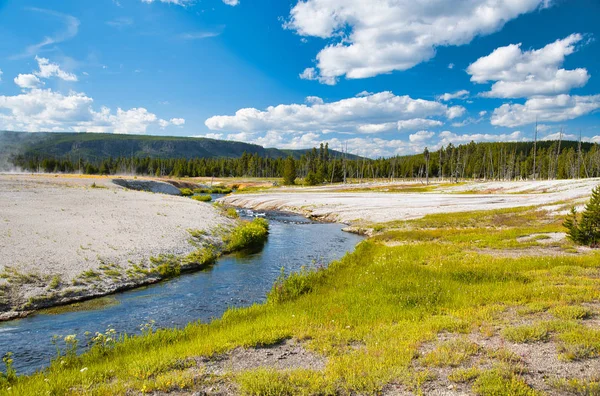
[221,179,600,224]
[0,174,234,317]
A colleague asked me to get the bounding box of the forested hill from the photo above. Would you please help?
[0,131,355,162]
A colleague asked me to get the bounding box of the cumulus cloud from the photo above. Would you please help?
[14,74,43,89]
[285,0,548,84]
[409,130,435,143]
[437,90,469,102]
[305,96,324,105]
[491,94,600,127]
[446,106,466,119]
[0,88,164,133]
[205,91,461,135]
[397,119,444,131]
[34,56,78,82]
[467,34,589,98]
[222,0,239,5]
[438,131,525,146]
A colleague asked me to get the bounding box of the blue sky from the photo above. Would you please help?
[0,0,599,157]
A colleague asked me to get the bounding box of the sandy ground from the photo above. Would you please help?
[0,174,234,318]
[221,179,600,224]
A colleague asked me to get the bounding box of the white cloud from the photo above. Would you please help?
[409,130,435,143]
[222,0,239,5]
[491,94,600,127]
[397,118,443,131]
[438,130,525,146]
[357,123,397,134]
[479,110,487,117]
[0,87,165,134]
[446,106,466,119]
[467,34,589,98]
[14,74,43,89]
[13,8,79,60]
[159,117,185,128]
[205,91,460,135]
[448,63,455,69]
[541,131,577,141]
[0,62,182,133]
[285,0,549,84]
[34,56,77,82]
[299,67,335,85]
[437,90,469,102]
[305,96,324,105]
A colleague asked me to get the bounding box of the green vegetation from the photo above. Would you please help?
[564,186,600,247]
[39,297,120,315]
[225,218,269,252]
[283,156,297,185]
[3,206,600,395]
[191,194,212,202]
[422,338,480,367]
[8,129,600,181]
[179,188,193,196]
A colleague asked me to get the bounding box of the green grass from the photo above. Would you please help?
[502,323,551,344]
[224,218,269,252]
[422,338,481,367]
[191,194,212,202]
[2,206,600,395]
[179,188,193,196]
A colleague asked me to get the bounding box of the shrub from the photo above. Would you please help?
[226,208,239,219]
[192,195,212,202]
[564,186,600,247]
[225,218,269,252]
[179,188,193,196]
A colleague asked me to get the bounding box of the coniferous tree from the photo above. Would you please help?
[564,186,600,247]
[282,156,296,185]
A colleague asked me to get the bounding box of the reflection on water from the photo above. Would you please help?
[0,210,363,374]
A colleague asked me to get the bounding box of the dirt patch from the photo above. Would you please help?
[516,232,567,244]
[200,339,327,375]
[474,247,584,258]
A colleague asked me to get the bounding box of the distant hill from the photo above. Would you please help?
[0,131,359,164]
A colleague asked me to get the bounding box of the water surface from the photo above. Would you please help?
[0,210,363,374]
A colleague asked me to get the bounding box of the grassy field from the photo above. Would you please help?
[1,204,599,395]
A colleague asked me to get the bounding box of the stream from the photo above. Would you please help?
[0,209,363,375]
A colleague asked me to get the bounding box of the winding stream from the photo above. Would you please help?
[0,210,363,375]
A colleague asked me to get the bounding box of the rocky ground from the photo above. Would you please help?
[221,179,600,224]
[0,174,235,320]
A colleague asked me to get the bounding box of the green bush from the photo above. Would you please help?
[179,188,193,196]
[564,186,600,247]
[225,218,269,252]
[191,195,212,202]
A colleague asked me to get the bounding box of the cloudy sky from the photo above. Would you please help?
[0,0,599,157]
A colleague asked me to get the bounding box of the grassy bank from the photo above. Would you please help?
[2,206,599,395]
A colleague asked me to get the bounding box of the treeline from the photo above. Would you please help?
[10,140,600,182]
